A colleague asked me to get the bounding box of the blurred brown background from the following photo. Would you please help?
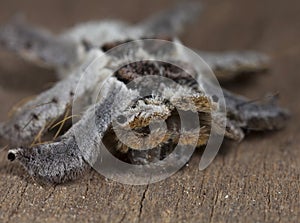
[0,0,299,222]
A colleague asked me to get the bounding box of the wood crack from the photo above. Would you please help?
[174,184,185,220]
[7,181,28,222]
[137,185,149,222]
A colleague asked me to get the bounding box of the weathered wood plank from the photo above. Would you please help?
[0,0,299,222]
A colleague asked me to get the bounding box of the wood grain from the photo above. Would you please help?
[0,0,299,222]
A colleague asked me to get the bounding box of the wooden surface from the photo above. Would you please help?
[0,0,299,222]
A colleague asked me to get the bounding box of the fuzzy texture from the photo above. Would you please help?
[0,3,289,184]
